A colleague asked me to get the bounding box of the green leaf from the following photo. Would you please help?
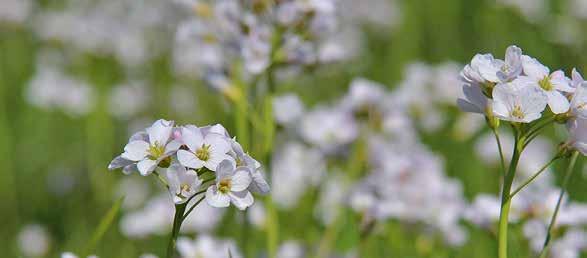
[82,197,124,256]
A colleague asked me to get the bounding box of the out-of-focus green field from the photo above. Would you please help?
[1,0,587,257]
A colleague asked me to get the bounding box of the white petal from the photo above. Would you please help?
[519,85,548,116]
[205,152,234,172]
[216,159,236,180]
[492,101,510,119]
[522,55,549,80]
[177,150,204,169]
[249,169,271,194]
[164,139,182,154]
[546,91,570,114]
[231,167,252,192]
[205,133,231,154]
[147,119,173,146]
[137,159,157,176]
[108,155,133,170]
[205,186,230,208]
[229,191,254,210]
[181,125,204,151]
[457,99,483,114]
[166,164,184,194]
[122,140,149,161]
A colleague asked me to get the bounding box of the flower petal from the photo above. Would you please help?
[137,159,157,176]
[206,186,230,208]
[231,167,252,192]
[177,149,205,169]
[147,119,174,146]
[249,169,271,194]
[108,155,133,170]
[522,55,549,80]
[546,91,570,114]
[122,140,149,161]
[181,125,204,151]
[216,159,236,180]
[229,191,254,210]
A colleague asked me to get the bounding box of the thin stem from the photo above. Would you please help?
[509,156,561,199]
[153,171,169,190]
[181,195,205,221]
[523,117,556,146]
[498,135,523,258]
[493,129,507,177]
[539,151,580,258]
[167,203,187,258]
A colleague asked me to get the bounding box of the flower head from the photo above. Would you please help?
[109,119,180,176]
[166,163,203,204]
[205,160,254,210]
[522,55,574,114]
[492,78,548,123]
[177,125,233,172]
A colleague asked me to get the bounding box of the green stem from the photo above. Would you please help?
[182,196,205,221]
[538,151,580,258]
[508,156,561,200]
[167,203,187,258]
[498,136,523,258]
[493,129,507,177]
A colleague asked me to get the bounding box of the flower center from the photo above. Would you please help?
[193,3,213,18]
[218,178,232,194]
[539,76,553,91]
[181,183,191,193]
[148,143,165,160]
[511,105,525,119]
[236,157,244,167]
[196,144,211,161]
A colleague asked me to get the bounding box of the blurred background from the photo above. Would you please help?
[2,0,587,257]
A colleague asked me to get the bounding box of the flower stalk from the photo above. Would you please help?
[497,134,522,258]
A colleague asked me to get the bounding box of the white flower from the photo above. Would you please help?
[570,81,587,119]
[18,224,51,257]
[229,139,270,195]
[166,163,203,204]
[205,160,254,210]
[276,241,305,258]
[522,55,574,114]
[177,125,232,172]
[60,253,98,258]
[273,94,305,125]
[492,78,548,123]
[177,235,242,258]
[461,45,522,85]
[109,119,180,176]
[457,83,490,115]
[567,118,587,155]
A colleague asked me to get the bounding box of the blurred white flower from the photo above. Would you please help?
[271,142,326,209]
[277,241,305,258]
[0,0,33,24]
[108,81,150,119]
[177,235,242,258]
[273,94,305,125]
[18,224,51,257]
[300,106,358,151]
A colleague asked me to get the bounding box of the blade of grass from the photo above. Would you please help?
[82,197,125,256]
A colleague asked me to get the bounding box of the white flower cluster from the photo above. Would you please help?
[172,0,354,91]
[271,77,468,246]
[459,45,587,154]
[26,59,94,117]
[109,119,269,210]
[33,0,178,67]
